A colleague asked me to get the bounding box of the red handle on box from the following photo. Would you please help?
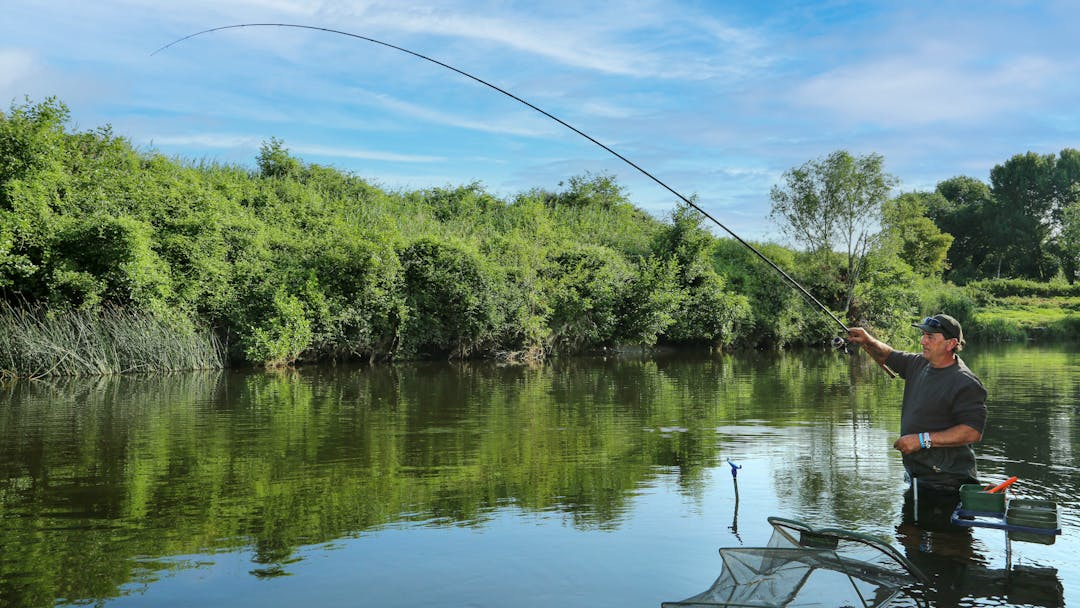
[987,476,1017,493]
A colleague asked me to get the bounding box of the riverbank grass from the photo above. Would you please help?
[971,296,1080,342]
[0,303,223,378]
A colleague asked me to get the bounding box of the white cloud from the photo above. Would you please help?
[790,14,1067,126]
[294,143,443,162]
[148,133,265,148]
[351,89,554,137]
[303,1,768,81]
[148,133,444,162]
[792,43,1060,126]
[0,48,38,100]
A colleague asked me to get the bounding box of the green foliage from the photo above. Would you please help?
[664,270,751,347]
[953,278,1080,342]
[49,213,173,309]
[711,238,819,348]
[849,253,920,345]
[542,244,634,350]
[967,315,1030,342]
[242,288,314,366]
[616,256,682,346]
[3,97,1078,374]
[932,150,1080,283]
[918,281,978,324]
[653,205,752,347]
[0,97,69,188]
[0,301,222,377]
[0,101,760,370]
[880,192,953,278]
[1060,200,1080,283]
[552,171,627,209]
[989,151,1062,280]
[929,176,999,284]
[257,137,301,179]
[965,278,1080,298]
[769,150,899,316]
[304,236,404,362]
[397,237,504,358]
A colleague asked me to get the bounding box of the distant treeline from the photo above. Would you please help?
[1,98,1078,373]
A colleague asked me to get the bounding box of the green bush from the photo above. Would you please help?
[49,213,173,309]
[305,236,404,362]
[397,237,505,358]
[616,256,682,346]
[242,288,314,366]
[921,282,978,324]
[850,253,921,345]
[664,270,752,347]
[541,244,632,351]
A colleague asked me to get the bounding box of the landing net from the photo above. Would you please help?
[663,517,930,608]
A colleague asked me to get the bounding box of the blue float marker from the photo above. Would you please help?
[727,459,742,479]
[727,459,743,542]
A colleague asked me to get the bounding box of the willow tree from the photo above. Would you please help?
[768,150,898,317]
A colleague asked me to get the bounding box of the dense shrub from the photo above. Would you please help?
[919,282,978,325]
[9,97,1071,374]
[397,237,505,359]
[542,244,634,351]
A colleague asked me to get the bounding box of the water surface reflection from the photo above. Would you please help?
[0,345,1076,607]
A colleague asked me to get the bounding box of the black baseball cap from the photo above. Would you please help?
[913,313,964,344]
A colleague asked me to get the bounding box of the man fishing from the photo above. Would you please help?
[847,314,988,496]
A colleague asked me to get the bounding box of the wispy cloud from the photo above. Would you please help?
[350,88,554,137]
[148,134,268,149]
[149,133,443,162]
[793,44,1058,125]
[294,143,443,162]
[307,1,770,81]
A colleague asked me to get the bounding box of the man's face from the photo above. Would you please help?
[920,331,953,361]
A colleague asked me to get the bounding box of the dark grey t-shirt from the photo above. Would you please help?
[886,350,988,486]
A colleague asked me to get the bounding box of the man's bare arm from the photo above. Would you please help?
[893,424,983,455]
[847,327,893,365]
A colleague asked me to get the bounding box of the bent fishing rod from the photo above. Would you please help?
[154,23,888,374]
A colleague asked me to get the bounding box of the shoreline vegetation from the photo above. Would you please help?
[2,98,1079,378]
[0,301,222,379]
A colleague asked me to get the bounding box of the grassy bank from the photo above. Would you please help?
[0,302,223,378]
[970,298,1080,342]
[963,279,1080,342]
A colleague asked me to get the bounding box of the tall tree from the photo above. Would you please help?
[928,176,999,282]
[990,152,1059,279]
[881,192,954,278]
[1060,201,1080,283]
[769,150,898,315]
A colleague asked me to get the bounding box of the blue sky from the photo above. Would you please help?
[3,1,1078,240]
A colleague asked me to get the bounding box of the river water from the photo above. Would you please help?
[1,344,1077,607]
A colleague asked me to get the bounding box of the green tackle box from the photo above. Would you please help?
[959,484,1006,514]
[1006,499,1059,545]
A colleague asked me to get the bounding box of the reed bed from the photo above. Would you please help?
[0,302,224,379]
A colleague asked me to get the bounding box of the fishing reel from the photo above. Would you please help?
[831,336,854,355]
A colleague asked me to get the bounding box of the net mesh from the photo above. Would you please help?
[662,518,928,608]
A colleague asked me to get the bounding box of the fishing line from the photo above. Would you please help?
[153,23,849,334]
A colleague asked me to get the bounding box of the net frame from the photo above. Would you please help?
[662,517,930,608]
